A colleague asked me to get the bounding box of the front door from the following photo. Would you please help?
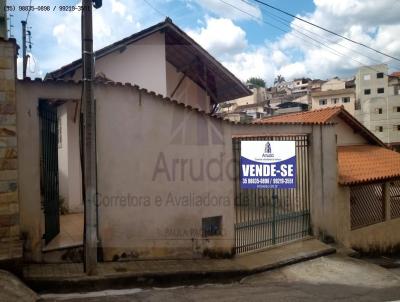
[39,100,60,244]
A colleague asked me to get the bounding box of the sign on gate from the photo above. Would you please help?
[240,141,296,189]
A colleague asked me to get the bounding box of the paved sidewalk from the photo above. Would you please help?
[24,238,335,292]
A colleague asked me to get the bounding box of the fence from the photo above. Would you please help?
[233,135,311,254]
[350,181,400,230]
[390,181,400,219]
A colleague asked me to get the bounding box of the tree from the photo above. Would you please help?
[274,75,286,85]
[246,77,266,88]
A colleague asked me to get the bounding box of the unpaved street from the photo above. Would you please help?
[41,255,400,302]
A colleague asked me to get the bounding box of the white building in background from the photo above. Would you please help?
[355,64,400,149]
[311,78,356,115]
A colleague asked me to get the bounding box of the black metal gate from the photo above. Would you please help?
[233,135,311,254]
[39,100,60,244]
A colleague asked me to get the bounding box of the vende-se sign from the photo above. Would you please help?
[240,141,296,189]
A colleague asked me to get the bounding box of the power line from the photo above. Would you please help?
[249,0,400,63]
[217,0,395,77]
[142,0,166,17]
[26,0,32,22]
[241,0,400,70]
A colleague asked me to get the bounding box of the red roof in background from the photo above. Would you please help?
[338,145,400,185]
[258,106,385,147]
[258,106,342,125]
[390,72,400,77]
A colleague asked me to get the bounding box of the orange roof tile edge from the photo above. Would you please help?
[338,145,400,185]
[258,106,343,125]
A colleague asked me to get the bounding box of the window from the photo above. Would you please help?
[331,98,339,104]
[375,108,383,114]
[375,126,383,132]
[394,125,400,131]
[377,72,384,78]
[377,88,384,94]
[342,97,350,103]
[363,74,371,81]
[364,89,371,95]
[394,106,400,113]
[319,99,327,105]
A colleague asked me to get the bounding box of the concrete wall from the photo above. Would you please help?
[57,101,83,213]
[0,39,22,268]
[335,185,400,253]
[94,83,319,260]
[16,80,338,261]
[309,124,338,239]
[58,104,69,210]
[16,80,81,262]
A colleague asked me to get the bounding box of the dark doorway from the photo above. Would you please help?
[39,100,60,244]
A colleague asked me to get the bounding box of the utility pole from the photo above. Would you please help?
[82,0,98,275]
[21,20,27,78]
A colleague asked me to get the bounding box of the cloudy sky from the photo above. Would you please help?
[7,0,400,85]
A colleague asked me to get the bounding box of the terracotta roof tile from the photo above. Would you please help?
[258,106,342,125]
[338,145,400,185]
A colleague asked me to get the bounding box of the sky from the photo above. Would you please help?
[6,0,400,85]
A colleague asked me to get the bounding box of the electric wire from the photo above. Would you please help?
[217,0,396,77]
[249,0,400,63]
[240,0,400,70]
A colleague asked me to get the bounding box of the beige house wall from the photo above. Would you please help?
[332,117,367,146]
[165,62,210,112]
[65,32,168,97]
[16,80,339,261]
[311,91,355,115]
[321,79,345,91]
[57,101,83,213]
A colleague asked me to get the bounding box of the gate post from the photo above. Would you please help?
[0,37,22,274]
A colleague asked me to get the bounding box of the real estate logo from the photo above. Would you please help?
[240,141,296,189]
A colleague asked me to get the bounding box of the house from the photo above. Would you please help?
[46,17,251,113]
[217,85,269,121]
[260,106,400,252]
[271,101,308,115]
[3,17,400,269]
[2,29,342,264]
[355,64,400,149]
[311,78,356,114]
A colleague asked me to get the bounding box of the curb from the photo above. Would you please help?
[25,246,336,293]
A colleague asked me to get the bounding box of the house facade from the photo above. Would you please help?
[311,78,356,114]
[261,107,400,252]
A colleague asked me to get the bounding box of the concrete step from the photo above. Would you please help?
[41,244,83,263]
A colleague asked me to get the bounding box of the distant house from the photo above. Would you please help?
[311,78,356,115]
[260,106,400,252]
[271,101,308,115]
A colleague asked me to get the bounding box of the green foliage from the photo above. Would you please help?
[246,77,266,88]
